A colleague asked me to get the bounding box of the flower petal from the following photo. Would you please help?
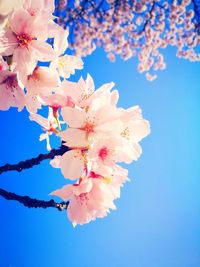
[30,40,56,61]
[61,106,86,128]
[60,128,88,148]
[60,150,85,180]
[50,184,73,200]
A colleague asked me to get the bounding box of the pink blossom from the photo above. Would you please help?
[88,137,130,168]
[60,104,123,148]
[25,66,60,113]
[23,0,54,20]
[50,156,61,168]
[39,93,74,115]
[51,177,116,226]
[1,8,56,83]
[25,66,60,92]
[146,72,157,81]
[0,70,25,111]
[60,75,116,109]
[52,54,84,79]
[118,106,150,161]
[29,108,58,150]
[59,149,86,180]
[48,24,84,78]
[56,0,200,80]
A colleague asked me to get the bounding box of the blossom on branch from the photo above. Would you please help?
[0,0,151,227]
[55,0,200,80]
[49,76,150,225]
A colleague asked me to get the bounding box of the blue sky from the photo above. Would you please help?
[0,46,200,267]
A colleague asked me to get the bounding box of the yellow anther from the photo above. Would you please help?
[102,177,112,184]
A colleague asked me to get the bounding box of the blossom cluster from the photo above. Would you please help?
[50,76,150,226]
[56,0,200,81]
[0,0,150,226]
[0,0,83,112]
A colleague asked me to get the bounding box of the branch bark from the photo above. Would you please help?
[0,145,70,211]
[0,188,69,211]
[0,145,69,175]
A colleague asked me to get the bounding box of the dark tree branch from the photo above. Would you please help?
[0,145,69,175]
[0,188,69,211]
[0,145,70,212]
[139,1,156,35]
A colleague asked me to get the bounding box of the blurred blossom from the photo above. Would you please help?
[56,0,200,80]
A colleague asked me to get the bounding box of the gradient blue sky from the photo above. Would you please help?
[0,45,200,267]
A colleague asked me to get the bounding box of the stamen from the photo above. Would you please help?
[17,33,32,47]
[98,147,108,161]
[82,122,95,134]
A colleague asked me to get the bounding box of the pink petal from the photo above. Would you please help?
[29,113,48,128]
[60,128,88,148]
[129,120,150,142]
[60,150,85,180]
[61,107,86,128]
[50,184,73,200]
[25,92,42,113]
[85,73,95,93]
[13,46,37,82]
[0,29,17,56]
[50,156,61,168]
[67,200,91,226]
[10,8,33,35]
[30,40,56,61]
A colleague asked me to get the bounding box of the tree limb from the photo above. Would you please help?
[0,188,69,211]
[0,145,69,175]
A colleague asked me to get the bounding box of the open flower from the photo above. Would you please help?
[53,54,83,79]
[118,106,150,161]
[60,104,123,148]
[0,70,25,111]
[23,0,54,21]
[1,8,56,83]
[59,149,87,180]
[50,25,83,78]
[25,66,60,113]
[51,177,116,226]
[60,74,117,109]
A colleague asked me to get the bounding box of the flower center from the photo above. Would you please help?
[58,56,69,68]
[82,122,95,134]
[98,147,108,161]
[17,33,32,47]
[77,193,89,204]
[4,75,18,89]
[28,68,40,82]
[121,127,130,140]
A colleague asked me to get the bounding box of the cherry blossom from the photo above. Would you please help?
[60,75,116,110]
[56,0,200,80]
[23,0,54,20]
[50,77,150,225]
[50,26,84,79]
[0,70,25,111]
[51,175,118,226]
[29,108,59,151]
[0,8,55,82]
[60,105,123,149]
[0,0,151,226]
[25,66,60,113]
